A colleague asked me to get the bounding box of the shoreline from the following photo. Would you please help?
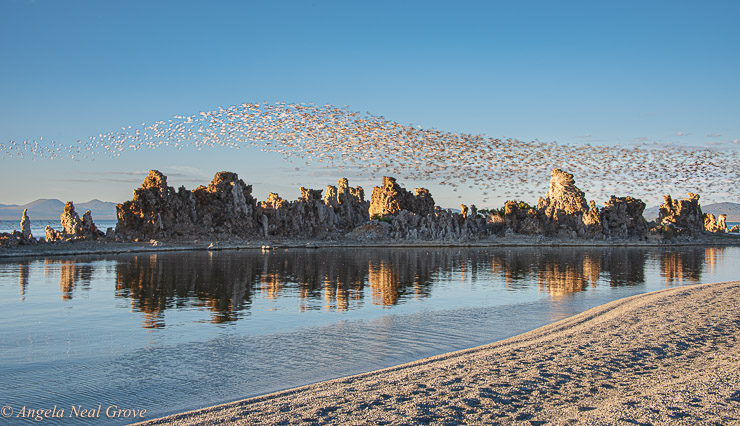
[2,233,739,259]
[132,280,740,425]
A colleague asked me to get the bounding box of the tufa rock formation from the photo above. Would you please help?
[20,209,35,244]
[0,209,37,248]
[704,213,728,233]
[45,202,104,242]
[116,171,369,240]
[9,168,729,247]
[600,196,648,239]
[385,206,490,241]
[537,169,592,237]
[346,220,392,241]
[117,170,201,238]
[192,171,258,235]
[730,224,739,233]
[0,231,22,248]
[486,211,506,234]
[657,193,705,234]
[259,188,339,237]
[358,178,490,241]
[116,170,258,240]
[503,201,545,235]
[258,179,368,238]
[368,177,435,218]
[500,170,649,240]
[323,178,370,230]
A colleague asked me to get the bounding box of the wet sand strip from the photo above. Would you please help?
[133,281,740,425]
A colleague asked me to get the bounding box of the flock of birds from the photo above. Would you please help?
[2,102,738,204]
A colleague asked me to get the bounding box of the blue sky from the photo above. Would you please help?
[1,0,738,208]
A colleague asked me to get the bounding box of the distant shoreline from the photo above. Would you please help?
[3,170,738,249]
[132,281,740,425]
[1,234,739,260]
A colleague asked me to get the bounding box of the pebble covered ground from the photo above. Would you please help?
[134,280,740,425]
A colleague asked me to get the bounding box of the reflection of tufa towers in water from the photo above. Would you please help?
[18,262,29,301]
[20,247,724,328]
[368,259,433,307]
[659,247,719,284]
[491,248,649,299]
[536,256,601,299]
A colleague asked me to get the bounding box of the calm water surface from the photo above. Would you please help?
[0,220,118,237]
[0,246,738,424]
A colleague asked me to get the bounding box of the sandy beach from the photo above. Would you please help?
[131,280,740,425]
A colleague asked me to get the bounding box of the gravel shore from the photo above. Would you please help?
[132,280,740,425]
[2,232,738,260]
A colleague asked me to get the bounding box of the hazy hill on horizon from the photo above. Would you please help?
[0,199,118,220]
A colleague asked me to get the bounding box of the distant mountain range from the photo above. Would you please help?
[0,199,118,220]
[643,202,740,222]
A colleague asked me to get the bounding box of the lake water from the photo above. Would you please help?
[0,220,119,237]
[0,246,738,424]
